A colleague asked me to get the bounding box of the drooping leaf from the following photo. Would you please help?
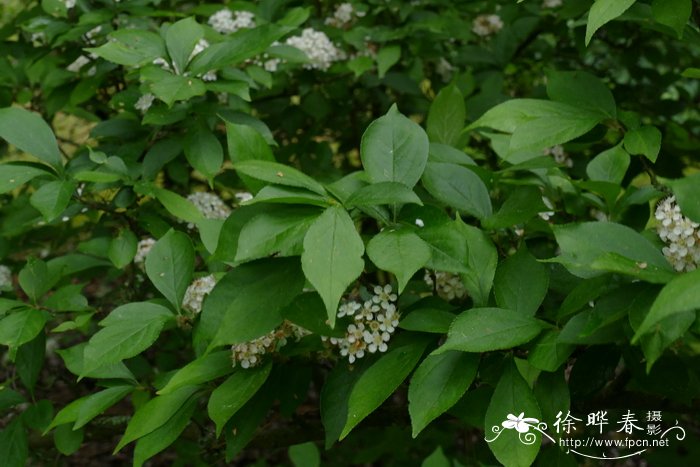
[652,0,691,38]
[0,308,47,348]
[623,126,661,163]
[145,229,195,311]
[158,351,233,395]
[585,0,637,45]
[0,164,54,193]
[494,248,549,316]
[427,84,466,146]
[345,181,423,208]
[165,17,204,76]
[586,143,630,184]
[0,107,62,170]
[422,162,492,220]
[367,229,431,293]
[29,180,76,222]
[234,160,327,196]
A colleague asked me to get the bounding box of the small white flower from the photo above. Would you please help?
[285,28,345,71]
[134,93,155,113]
[538,196,555,221]
[415,218,425,228]
[186,192,231,227]
[208,9,255,35]
[153,57,172,72]
[134,238,156,266]
[234,192,254,203]
[63,0,77,9]
[201,70,217,82]
[67,55,91,73]
[0,265,12,293]
[372,284,397,307]
[182,274,217,315]
[325,3,357,27]
[542,0,562,8]
[338,301,361,318]
[544,145,573,168]
[363,330,390,353]
[472,14,503,37]
[424,271,468,301]
[655,196,700,272]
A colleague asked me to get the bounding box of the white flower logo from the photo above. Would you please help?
[502,413,540,433]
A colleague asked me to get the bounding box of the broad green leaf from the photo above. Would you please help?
[527,330,575,372]
[0,420,28,467]
[0,107,62,170]
[422,447,451,467]
[115,385,199,452]
[18,257,50,302]
[301,206,365,327]
[340,336,430,439]
[281,293,343,338]
[457,221,498,306]
[16,332,45,393]
[510,114,600,152]
[320,359,370,447]
[132,396,198,467]
[652,0,691,38]
[0,164,53,193]
[427,84,466,146]
[408,352,479,437]
[669,173,700,223]
[150,75,207,106]
[436,308,547,353]
[551,222,673,279]
[586,143,630,184]
[633,268,700,341]
[73,386,134,429]
[53,424,83,455]
[494,248,549,316]
[108,229,137,269]
[223,385,274,459]
[0,388,26,411]
[235,207,320,263]
[184,126,224,183]
[484,361,542,467]
[234,160,327,196]
[207,362,272,436]
[149,187,205,224]
[399,309,456,334]
[360,104,429,188]
[247,185,329,207]
[345,181,423,208]
[289,442,321,467]
[422,162,492,219]
[623,126,661,163]
[145,229,195,311]
[56,343,136,381]
[483,186,547,230]
[533,370,569,440]
[165,17,204,75]
[376,45,401,79]
[87,30,165,66]
[546,70,616,118]
[201,258,304,350]
[417,221,469,274]
[29,180,75,222]
[585,0,637,45]
[225,121,275,192]
[428,143,476,166]
[81,302,174,376]
[367,229,431,293]
[158,351,233,395]
[0,309,47,348]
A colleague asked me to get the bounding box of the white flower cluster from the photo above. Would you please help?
[63,0,76,9]
[424,271,467,301]
[544,145,573,168]
[0,265,12,293]
[134,238,156,267]
[543,0,563,8]
[182,274,217,314]
[325,285,400,363]
[655,196,700,272]
[325,3,365,28]
[67,55,91,73]
[285,28,345,71]
[472,14,504,37]
[187,192,231,227]
[231,321,310,368]
[134,93,155,113]
[208,9,255,34]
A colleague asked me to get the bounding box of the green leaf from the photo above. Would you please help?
[301,206,365,328]
[165,17,204,75]
[247,185,329,207]
[0,107,62,170]
[669,173,700,223]
[201,259,304,350]
[18,257,50,302]
[0,420,28,467]
[345,181,423,208]
[132,396,198,467]
[633,268,700,341]
[224,121,275,192]
[417,221,469,274]
[320,360,370,447]
[145,229,195,311]
[149,187,205,225]
[81,302,174,377]
[585,0,637,45]
[235,207,320,263]
[376,45,401,79]
[623,126,661,163]
[527,330,575,372]
[340,337,430,439]
[483,186,547,230]
[16,332,45,393]
[551,222,673,279]
[29,180,76,222]
[57,343,136,381]
[399,309,456,334]
[0,309,47,348]
[586,143,630,184]
[108,229,137,269]
[73,386,134,429]
[234,160,327,196]
[150,75,207,106]
[184,126,224,184]
[428,143,476,166]
[207,363,272,437]
[457,222,498,306]
[360,104,429,189]
[422,162,492,219]
[546,70,616,119]
[53,424,83,455]
[484,361,542,467]
[0,164,53,193]
[367,229,431,293]
[289,442,320,467]
[436,308,547,353]
[422,447,451,467]
[158,351,233,395]
[0,388,26,411]
[427,84,466,146]
[408,351,479,437]
[652,0,691,38]
[87,30,165,66]
[494,248,549,316]
[115,385,199,452]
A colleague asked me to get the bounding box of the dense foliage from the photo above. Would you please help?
[1,0,700,465]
